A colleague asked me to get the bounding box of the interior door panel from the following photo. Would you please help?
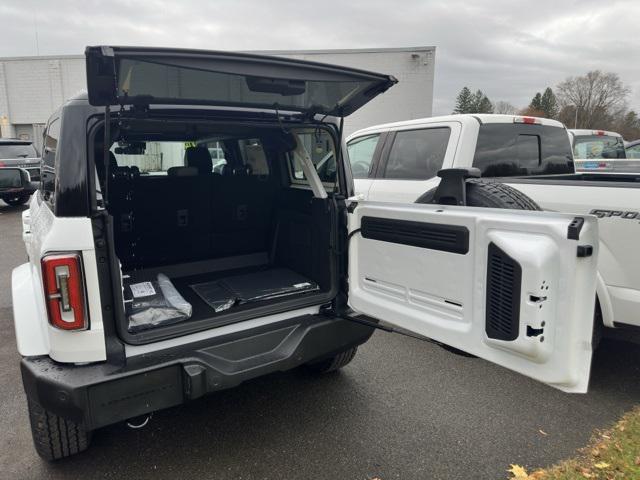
[348,201,598,393]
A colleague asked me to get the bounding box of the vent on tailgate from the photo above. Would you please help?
[360,216,469,254]
[485,242,522,341]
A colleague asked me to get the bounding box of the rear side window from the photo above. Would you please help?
[347,134,380,179]
[41,117,60,196]
[473,124,573,177]
[383,128,450,180]
[573,135,626,159]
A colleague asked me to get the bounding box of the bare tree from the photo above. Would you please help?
[556,71,630,129]
[494,101,518,115]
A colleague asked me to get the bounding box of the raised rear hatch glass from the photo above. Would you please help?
[86,46,397,116]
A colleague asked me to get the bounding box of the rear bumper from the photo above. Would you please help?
[21,314,374,430]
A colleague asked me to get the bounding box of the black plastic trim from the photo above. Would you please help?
[21,314,374,430]
[567,217,585,240]
[360,216,469,254]
[485,242,522,341]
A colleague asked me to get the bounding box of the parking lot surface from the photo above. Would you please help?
[1,202,639,480]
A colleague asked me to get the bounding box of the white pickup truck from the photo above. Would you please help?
[569,129,640,174]
[347,114,640,335]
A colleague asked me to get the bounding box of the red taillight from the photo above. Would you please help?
[0,161,5,167]
[514,116,541,125]
[41,253,87,331]
[594,130,605,136]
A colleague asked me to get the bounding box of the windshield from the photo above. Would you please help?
[573,135,626,159]
[0,143,37,159]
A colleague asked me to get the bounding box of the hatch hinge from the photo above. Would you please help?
[321,306,439,344]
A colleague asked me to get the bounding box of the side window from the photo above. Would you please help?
[627,144,640,159]
[287,129,336,186]
[347,134,380,179]
[41,117,60,196]
[383,128,450,180]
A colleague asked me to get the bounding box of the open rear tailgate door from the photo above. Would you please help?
[348,202,598,393]
[85,46,397,116]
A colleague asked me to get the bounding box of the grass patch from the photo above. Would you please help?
[508,406,640,479]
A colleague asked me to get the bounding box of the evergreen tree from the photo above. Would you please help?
[472,89,494,113]
[529,92,543,111]
[453,87,474,114]
[540,87,559,119]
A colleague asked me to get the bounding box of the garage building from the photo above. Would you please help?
[0,46,435,152]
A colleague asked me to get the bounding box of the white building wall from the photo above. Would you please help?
[265,47,435,136]
[0,47,435,141]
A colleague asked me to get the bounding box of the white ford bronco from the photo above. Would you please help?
[13,48,599,460]
[347,114,640,338]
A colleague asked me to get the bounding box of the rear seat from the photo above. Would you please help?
[210,174,276,257]
[110,146,278,269]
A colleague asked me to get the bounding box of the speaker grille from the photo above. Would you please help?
[486,243,521,341]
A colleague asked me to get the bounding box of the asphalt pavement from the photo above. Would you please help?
[1,202,639,480]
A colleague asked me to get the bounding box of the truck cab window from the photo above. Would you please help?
[347,134,380,179]
[474,124,573,176]
[383,128,450,180]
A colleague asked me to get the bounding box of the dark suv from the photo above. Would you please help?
[0,139,39,205]
[12,46,599,461]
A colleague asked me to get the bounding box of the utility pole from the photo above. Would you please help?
[574,106,579,129]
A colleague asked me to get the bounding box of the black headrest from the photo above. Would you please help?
[184,146,213,175]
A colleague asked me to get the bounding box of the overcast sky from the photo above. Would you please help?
[1,0,638,115]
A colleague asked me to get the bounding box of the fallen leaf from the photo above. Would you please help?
[591,448,600,457]
[538,429,548,436]
[529,471,546,479]
[635,456,640,466]
[508,464,529,478]
[601,434,611,439]
[594,462,610,469]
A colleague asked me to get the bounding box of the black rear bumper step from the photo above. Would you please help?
[21,314,374,431]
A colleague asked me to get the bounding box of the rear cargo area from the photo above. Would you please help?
[99,120,338,341]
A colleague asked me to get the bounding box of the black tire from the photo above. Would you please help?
[3,194,30,206]
[27,399,91,461]
[592,300,604,351]
[306,347,358,373]
[416,178,542,211]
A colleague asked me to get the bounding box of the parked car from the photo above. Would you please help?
[0,167,36,206]
[13,47,600,460]
[569,129,640,173]
[0,139,40,204]
[347,114,640,340]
